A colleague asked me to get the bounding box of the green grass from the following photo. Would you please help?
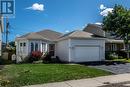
[113,59,130,63]
[0,64,112,87]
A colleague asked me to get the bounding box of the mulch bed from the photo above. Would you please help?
[99,81,130,87]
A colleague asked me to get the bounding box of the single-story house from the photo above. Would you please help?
[15,29,105,62]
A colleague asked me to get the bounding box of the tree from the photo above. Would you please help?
[103,5,130,59]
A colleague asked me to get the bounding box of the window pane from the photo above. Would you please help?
[20,43,22,47]
[31,43,34,52]
[24,43,26,46]
[35,43,38,51]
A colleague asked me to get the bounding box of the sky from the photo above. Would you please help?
[3,0,130,41]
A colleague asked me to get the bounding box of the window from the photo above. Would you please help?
[35,43,38,51]
[31,43,34,52]
[20,43,22,47]
[42,43,46,52]
[23,43,26,46]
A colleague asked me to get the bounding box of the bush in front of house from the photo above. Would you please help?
[28,51,43,63]
[42,52,61,63]
[0,58,13,65]
[42,52,52,63]
[105,52,118,60]
[116,51,127,58]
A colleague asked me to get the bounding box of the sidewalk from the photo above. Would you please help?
[23,73,130,87]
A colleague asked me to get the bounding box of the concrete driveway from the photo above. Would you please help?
[89,63,130,74]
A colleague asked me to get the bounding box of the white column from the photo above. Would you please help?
[40,43,42,52]
[46,43,48,52]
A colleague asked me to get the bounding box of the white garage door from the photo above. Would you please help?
[75,46,100,62]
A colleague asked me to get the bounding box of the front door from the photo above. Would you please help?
[49,44,55,56]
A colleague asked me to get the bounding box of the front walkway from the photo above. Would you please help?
[23,73,130,87]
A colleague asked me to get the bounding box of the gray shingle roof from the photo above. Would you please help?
[16,32,50,40]
[83,24,105,37]
[16,29,63,41]
[59,30,95,40]
[36,30,63,41]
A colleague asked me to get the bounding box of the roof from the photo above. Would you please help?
[106,39,124,43]
[59,30,104,40]
[16,29,63,41]
[83,24,105,37]
[36,30,63,41]
[16,32,50,40]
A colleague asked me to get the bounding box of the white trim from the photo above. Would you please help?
[68,39,71,62]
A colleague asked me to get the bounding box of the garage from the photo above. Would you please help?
[74,46,100,62]
[57,30,105,62]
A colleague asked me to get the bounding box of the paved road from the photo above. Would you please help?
[23,74,130,87]
[89,63,130,74]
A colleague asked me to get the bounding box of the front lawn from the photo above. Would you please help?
[0,64,111,87]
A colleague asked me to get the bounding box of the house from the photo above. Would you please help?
[83,24,124,53]
[15,29,105,62]
[0,15,4,56]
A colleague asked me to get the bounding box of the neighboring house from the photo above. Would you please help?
[0,15,4,56]
[83,24,124,52]
[15,29,105,62]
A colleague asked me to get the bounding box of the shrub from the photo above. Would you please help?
[105,52,118,60]
[116,51,127,58]
[29,51,43,63]
[42,52,52,63]
[0,58,13,65]
[42,52,61,63]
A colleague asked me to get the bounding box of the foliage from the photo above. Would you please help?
[29,51,43,62]
[116,51,127,58]
[0,58,13,65]
[0,64,112,87]
[103,5,130,58]
[42,52,61,63]
[105,52,118,60]
[0,79,11,87]
[113,59,130,63]
[42,52,52,63]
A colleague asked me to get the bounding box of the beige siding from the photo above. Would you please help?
[56,39,69,62]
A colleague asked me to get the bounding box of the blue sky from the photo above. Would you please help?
[3,0,130,41]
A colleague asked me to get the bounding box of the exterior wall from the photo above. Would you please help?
[56,38,105,62]
[56,39,70,62]
[16,39,57,62]
[16,40,29,61]
[69,39,105,62]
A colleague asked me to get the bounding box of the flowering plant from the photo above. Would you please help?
[31,51,43,61]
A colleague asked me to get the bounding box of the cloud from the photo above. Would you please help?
[99,4,113,16]
[26,3,44,11]
[100,8,113,16]
[100,4,106,10]
[65,30,70,33]
[95,22,102,25]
